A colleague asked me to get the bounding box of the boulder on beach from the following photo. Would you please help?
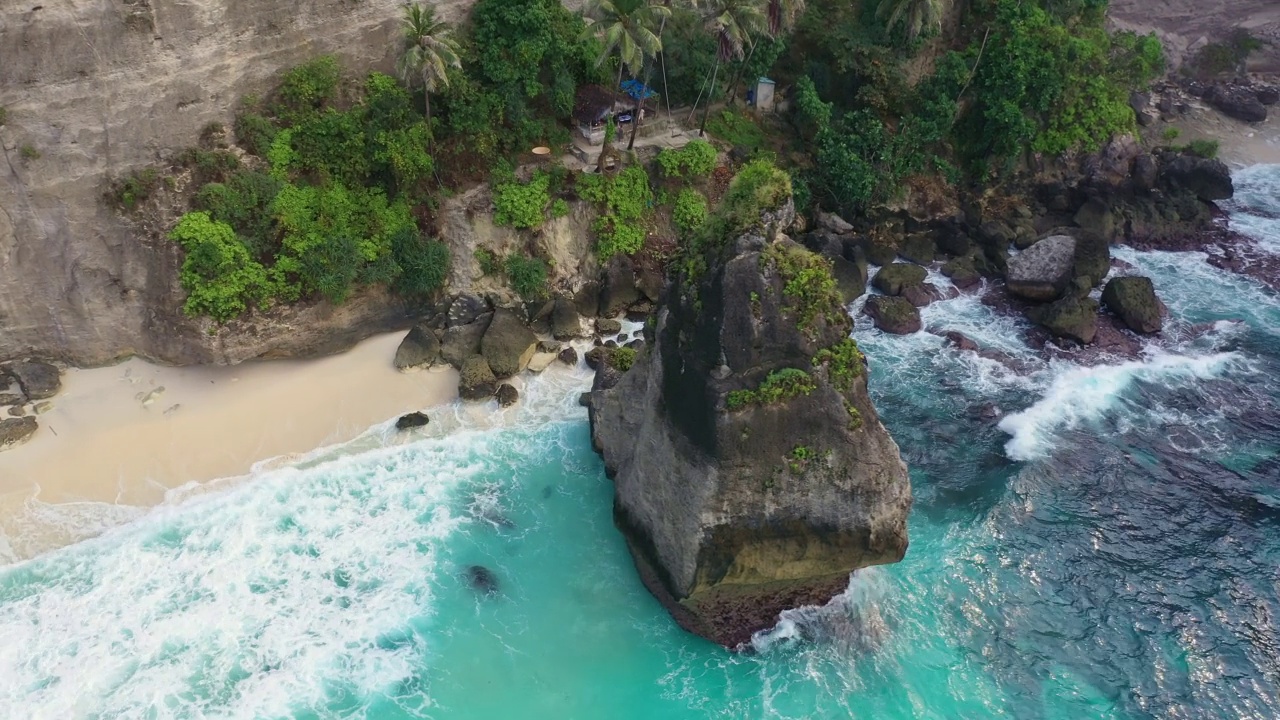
[495,383,519,407]
[596,318,623,336]
[447,294,488,328]
[584,345,610,370]
[481,309,537,378]
[394,324,441,370]
[395,412,430,430]
[0,416,38,451]
[871,263,927,296]
[459,355,498,401]
[1205,84,1267,123]
[1006,235,1076,301]
[1027,296,1099,344]
[441,313,492,369]
[865,295,922,334]
[599,255,642,317]
[5,360,61,401]
[557,346,579,366]
[551,296,585,340]
[1102,276,1163,334]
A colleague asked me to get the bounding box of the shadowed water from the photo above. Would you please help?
[1,168,1278,719]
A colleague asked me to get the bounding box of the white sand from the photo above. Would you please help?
[1,331,457,512]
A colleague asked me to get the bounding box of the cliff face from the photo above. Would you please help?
[588,189,912,648]
[0,0,480,365]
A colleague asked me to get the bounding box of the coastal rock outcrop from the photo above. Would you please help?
[1006,235,1076,301]
[865,295,923,334]
[4,360,61,401]
[1102,276,1163,334]
[0,417,38,451]
[588,167,911,648]
[872,263,927,297]
[459,356,497,401]
[394,325,442,371]
[481,309,537,378]
[1028,296,1099,344]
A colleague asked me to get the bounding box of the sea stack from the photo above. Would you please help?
[588,162,911,648]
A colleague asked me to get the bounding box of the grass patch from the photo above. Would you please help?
[726,368,816,410]
[704,109,765,153]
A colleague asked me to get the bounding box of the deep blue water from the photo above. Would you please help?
[1,167,1278,719]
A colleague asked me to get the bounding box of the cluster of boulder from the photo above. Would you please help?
[795,136,1232,352]
[392,255,661,407]
[0,360,62,452]
[1132,77,1278,126]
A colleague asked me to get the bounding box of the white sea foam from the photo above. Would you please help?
[1223,164,1280,252]
[997,351,1246,461]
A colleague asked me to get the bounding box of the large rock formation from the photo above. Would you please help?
[588,168,911,648]
[1006,235,1076,301]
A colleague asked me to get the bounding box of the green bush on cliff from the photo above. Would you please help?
[719,159,791,234]
[494,172,553,229]
[657,140,717,179]
[169,212,275,322]
[277,55,342,120]
[672,189,708,236]
[610,346,637,371]
[194,170,283,260]
[391,226,451,296]
[726,368,816,410]
[812,339,864,394]
[762,243,841,329]
[579,166,654,260]
[505,255,549,300]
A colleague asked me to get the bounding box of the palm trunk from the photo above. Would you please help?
[699,56,721,137]
[424,91,432,139]
[726,41,757,105]
[627,66,644,151]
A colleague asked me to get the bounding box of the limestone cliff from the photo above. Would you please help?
[588,175,912,648]
[0,0,472,365]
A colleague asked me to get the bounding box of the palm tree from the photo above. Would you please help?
[397,3,462,135]
[586,0,671,150]
[698,0,766,136]
[766,0,803,36]
[876,0,948,45]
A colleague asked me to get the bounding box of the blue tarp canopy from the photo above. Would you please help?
[620,80,657,101]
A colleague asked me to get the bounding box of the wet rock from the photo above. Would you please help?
[584,345,611,370]
[574,281,602,317]
[557,346,579,365]
[7,406,24,417]
[1102,276,1163,334]
[1159,154,1234,202]
[459,355,497,401]
[1006,235,1076,301]
[481,309,537,378]
[830,255,868,302]
[898,233,936,264]
[1027,296,1099,344]
[941,256,980,289]
[1072,232,1111,289]
[395,412,429,430]
[527,352,557,373]
[901,282,944,308]
[578,392,592,407]
[625,300,655,321]
[596,318,623,336]
[865,295,922,334]
[871,263,927,296]
[466,565,500,595]
[1206,84,1267,123]
[550,296,585,340]
[976,220,1017,249]
[1133,154,1158,192]
[0,416,38,451]
[495,383,519,407]
[6,360,61,401]
[441,313,493,369]
[943,331,979,352]
[936,227,972,257]
[537,339,562,354]
[394,324,441,370]
[0,392,24,407]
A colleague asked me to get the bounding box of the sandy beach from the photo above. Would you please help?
[0,331,459,558]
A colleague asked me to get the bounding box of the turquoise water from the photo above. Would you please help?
[2,167,1279,719]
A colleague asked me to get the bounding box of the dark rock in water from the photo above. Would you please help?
[943,331,979,352]
[395,412,429,430]
[830,255,867,302]
[599,255,642,317]
[538,339,562,354]
[898,233,936,264]
[481,309,537,378]
[596,318,623,336]
[941,257,980,289]
[551,295,585,340]
[1159,154,1234,202]
[978,403,1002,420]
[1006,235,1076,301]
[872,263,927,296]
[557,347,579,366]
[1102,276,1163,334]
[6,360,60,401]
[578,392,592,407]
[588,181,910,649]
[394,324,441,370]
[865,295,922,334]
[0,392,24,407]
[1258,85,1280,106]
[541,485,553,499]
[466,565,500,595]
[459,355,498,401]
[865,233,899,266]
[1206,84,1267,123]
[495,383,520,408]
[976,220,1017,249]
[0,416,38,451]
[441,313,493,370]
[447,294,487,328]
[902,282,948,308]
[574,281,602,317]
[1027,295,1099,344]
[584,346,611,370]
[7,406,24,417]
[1072,232,1111,289]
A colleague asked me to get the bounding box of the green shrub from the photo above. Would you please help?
[504,255,549,299]
[0,107,7,125]
[610,346,637,371]
[267,129,297,180]
[291,109,370,186]
[494,172,552,229]
[476,247,500,275]
[277,55,341,119]
[584,166,654,260]
[720,158,792,234]
[705,109,765,152]
[1162,127,1181,142]
[726,368,816,410]
[19,144,40,161]
[108,168,162,212]
[176,148,240,184]
[672,188,708,236]
[194,170,283,259]
[812,339,864,393]
[169,212,275,322]
[391,227,451,296]
[1185,139,1220,159]
[763,242,841,329]
[1191,29,1263,76]
[550,198,570,218]
[234,112,279,156]
[657,139,717,179]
